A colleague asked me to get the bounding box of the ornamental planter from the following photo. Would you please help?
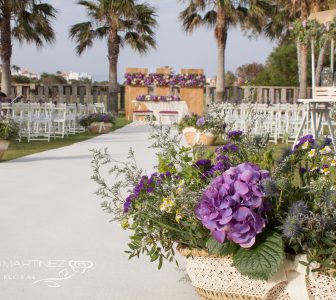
[0,139,9,160]
[178,247,336,300]
[183,127,217,146]
[88,122,113,134]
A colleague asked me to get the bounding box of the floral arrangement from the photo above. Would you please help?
[0,116,20,140]
[92,126,336,281]
[136,94,181,102]
[290,17,336,48]
[177,113,227,136]
[79,113,115,127]
[124,73,206,87]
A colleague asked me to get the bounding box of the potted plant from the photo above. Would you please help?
[0,117,20,160]
[80,113,115,134]
[92,125,336,299]
[178,113,226,146]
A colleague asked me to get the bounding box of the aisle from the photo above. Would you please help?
[0,124,197,300]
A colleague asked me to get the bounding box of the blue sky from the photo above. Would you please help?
[12,0,276,81]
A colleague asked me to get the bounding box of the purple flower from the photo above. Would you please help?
[294,135,315,151]
[196,117,206,127]
[195,163,271,248]
[227,130,243,140]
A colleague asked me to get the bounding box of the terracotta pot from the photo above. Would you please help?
[0,139,9,160]
[88,122,113,134]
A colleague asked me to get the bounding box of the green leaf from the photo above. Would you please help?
[206,237,239,256]
[233,231,284,280]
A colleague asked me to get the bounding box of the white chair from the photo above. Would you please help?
[52,104,67,139]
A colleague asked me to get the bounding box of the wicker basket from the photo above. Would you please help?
[0,139,9,160]
[183,127,217,146]
[88,122,112,134]
[178,247,336,300]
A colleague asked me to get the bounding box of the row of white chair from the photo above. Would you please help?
[0,102,105,142]
[209,103,336,144]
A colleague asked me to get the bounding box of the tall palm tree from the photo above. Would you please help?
[70,0,157,113]
[0,0,56,96]
[179,0,269,102]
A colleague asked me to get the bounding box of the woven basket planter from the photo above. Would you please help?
[0,139,9,160]
[178,247,336,300]
[183,127,217,146]
[88,122,113,134]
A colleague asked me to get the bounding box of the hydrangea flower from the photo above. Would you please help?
[195,163,271,248]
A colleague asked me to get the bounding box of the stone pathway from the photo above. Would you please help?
[0,124,197,300]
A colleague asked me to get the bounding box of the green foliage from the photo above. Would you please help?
[253,42,300,86]
[0,117,20,141]
[12,75,31,84]
[206,237,239,256]
[233,231,284,280]
[39,72,67,84]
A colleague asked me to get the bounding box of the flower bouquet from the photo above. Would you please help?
[79,113,115,134]
[0,116,19,159]
[92,125,336,300]
[136,95,181,102]
[177,113,226,146]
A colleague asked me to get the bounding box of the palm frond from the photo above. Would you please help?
[12,1,57,46]
[69,21,96,55]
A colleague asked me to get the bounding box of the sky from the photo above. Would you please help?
[12,0,276,82]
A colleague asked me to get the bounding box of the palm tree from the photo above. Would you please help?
[0,0,56,96]
[179,0,269,102]
[70,0,157,113]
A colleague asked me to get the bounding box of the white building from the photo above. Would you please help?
[61,71,92,82]
[12,68,40,80]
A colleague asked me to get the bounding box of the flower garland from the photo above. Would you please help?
[124,73,206,87]
[136,94,181,102]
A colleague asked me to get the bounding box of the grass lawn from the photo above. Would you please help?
[1,118,131,162]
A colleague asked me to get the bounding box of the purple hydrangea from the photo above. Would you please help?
[195,163,271,248]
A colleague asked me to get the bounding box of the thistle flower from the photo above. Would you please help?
[289,201,308,216]
[280,216,303,239]
[262,179,279,197]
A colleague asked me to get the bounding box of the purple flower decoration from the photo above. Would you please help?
[196,117,206,127]
[195,163,271,248]
[123,172,171,213]
[227,130,243,140]
[294,134,315,151]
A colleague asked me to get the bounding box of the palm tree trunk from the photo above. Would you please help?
[215,6,227,103]
[0,9,12,97]
[107,29,120,114]
[299,43,308,98]
[315,41,327,86]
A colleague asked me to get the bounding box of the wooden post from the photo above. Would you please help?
[86,84,92,103]
[72,85,78,103]
[125,68,148,120]
[79,86,85,104]
[58,85,64,103]
[179,68,204,116]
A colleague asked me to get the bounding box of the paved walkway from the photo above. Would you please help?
[0,124,197,300]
